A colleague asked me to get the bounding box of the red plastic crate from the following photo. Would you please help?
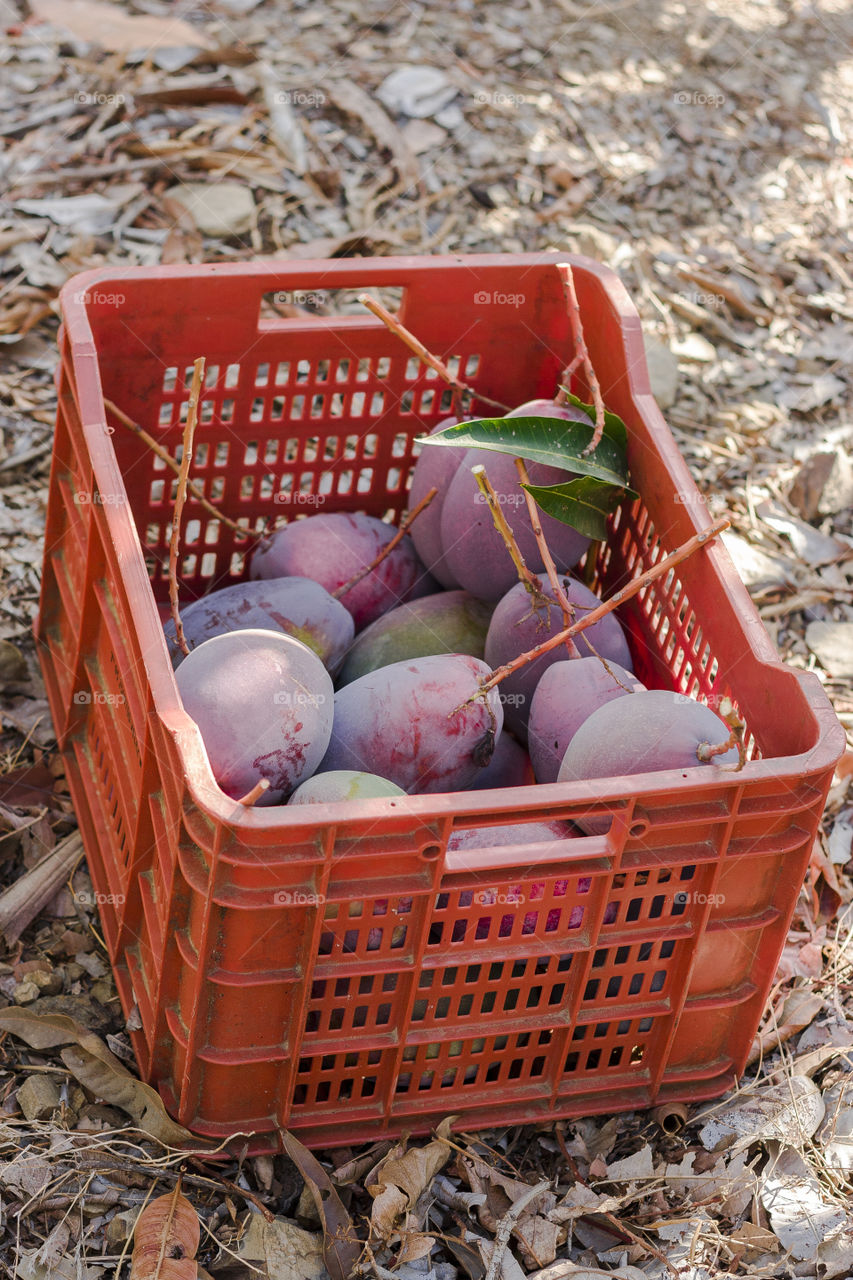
[37,253,843,1150]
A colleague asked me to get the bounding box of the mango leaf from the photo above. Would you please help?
[415,415,628,489]
[282,1132,361,1280]
[522,476,630,541]
[558,389,629,452]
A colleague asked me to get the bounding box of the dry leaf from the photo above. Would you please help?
[237,1214,327,1280]
[699,1076,825,1152]
[462,1152,558,1269]
[30,0,213,53]
[0,1006,194,1145]
[397,1232,436,1264]
[130,1188,199,1280]
[368,1117,454,1241]
[258,63,308,175]
[61,1044,194,1146]
[325,81,420,188]
[747,989,825,1066]
[281,1132,361,1280]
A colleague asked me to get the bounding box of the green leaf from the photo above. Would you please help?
[558,390,628,452]
[522,477,630,541]
[416,415,628,488]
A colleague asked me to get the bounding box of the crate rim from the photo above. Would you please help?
[57,252,846,834]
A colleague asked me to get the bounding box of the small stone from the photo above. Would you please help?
[17,1074,61,1121]
[400,119,446,154]
[0,640,28,684]
[643,336,679,408]
[12,979,41,1005]
[805,620,853,678]
[671,332,717,362]
[164,183,256,237]
[376,66,457,118]
[789,448,853,520]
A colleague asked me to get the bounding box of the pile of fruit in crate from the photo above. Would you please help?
[164,290,743,812]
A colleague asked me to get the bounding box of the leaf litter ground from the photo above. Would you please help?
[1,0,852,1276]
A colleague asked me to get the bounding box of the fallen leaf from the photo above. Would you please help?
[258,62,308,175]
[282,1132,361,1280]
[237,1213,327,1280]
[0,1007,193,1145]
[368,1117,454,1241]
[61,1044,193,1146]
[30,0,213,53]
[747,989,825,1066]
[462,1152,557,1269]
[130,1188,199,1280]
[603,1145,654,1182]
[760,1143,851,1265]
[699,1076,825,1152]
[325,80,419,187]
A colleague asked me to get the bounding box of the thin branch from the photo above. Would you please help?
[168,358,205,657]
[104,398,248,538]
[696,694,746,770]
[184,1156,275,1222]
[554,1128,681,1279]
[482,1181,550,1280]
[515,457,580,657]
[358,293,510,413]
[471,464,549,612]
[333,486,437,601]
[453,516,732,712]
[557,262,606,454]
[237,779,271,806]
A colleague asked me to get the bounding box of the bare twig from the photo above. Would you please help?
[453,516,732,711]
[332,486,437,601]
[482,1181,550,1280]
[696,694,746,770]
[185,1157,275,1222]
[168,358,205,657]
[471,464,550,611]
[237,779,271,806]
[554,1128,680,1278]
[357,293,510,413]
[515,457,580,656]
[557,263,606,454]
[104,398,247,538]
